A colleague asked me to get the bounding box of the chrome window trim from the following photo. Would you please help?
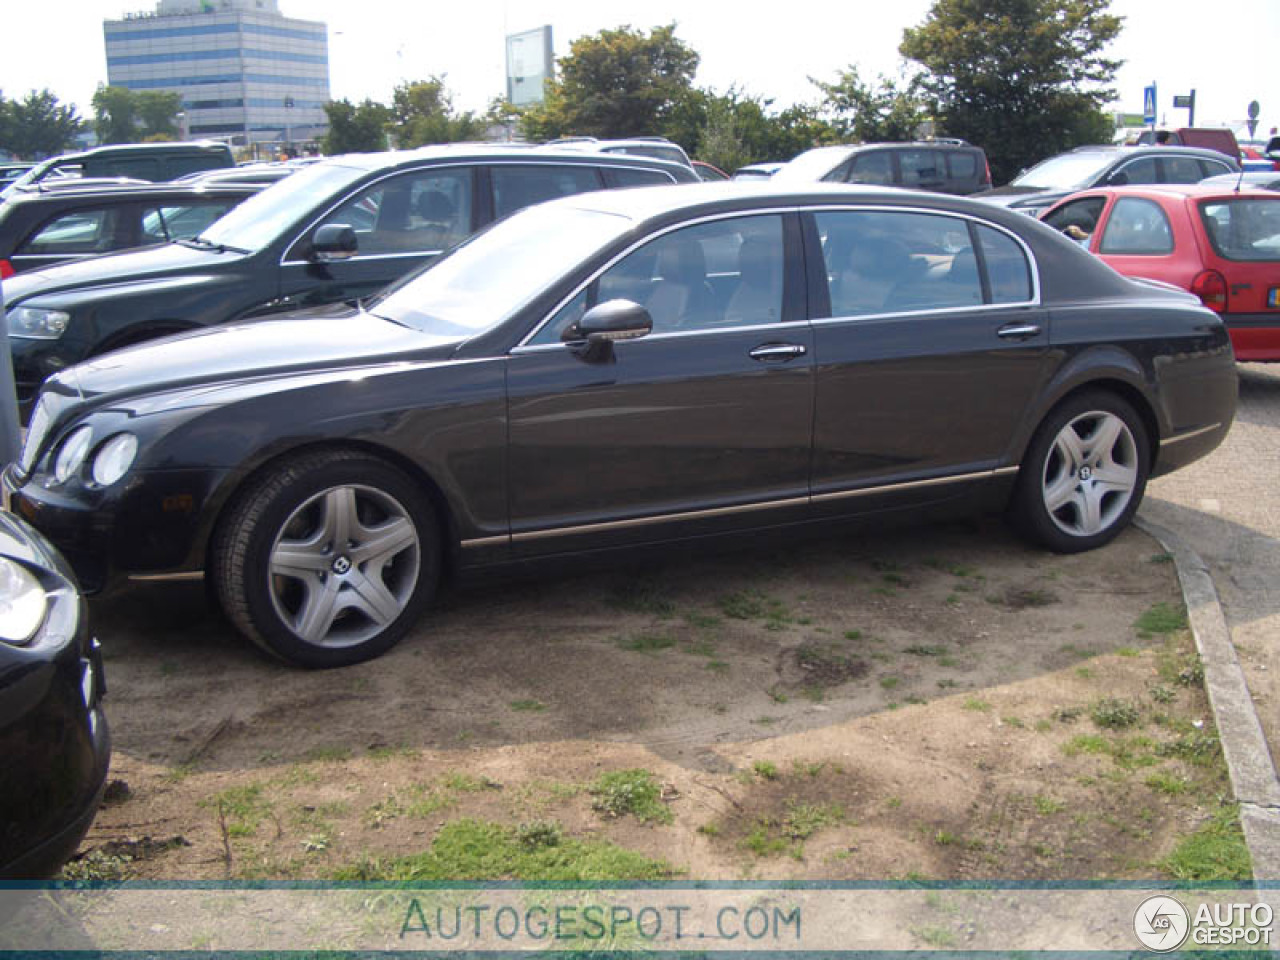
[459,465,1018,548]
[512,319,799,354]
[513,203,1043,352]
[513,208,797,350]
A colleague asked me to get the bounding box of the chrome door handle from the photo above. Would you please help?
[749,343,807,361]
[996,322,1042,340]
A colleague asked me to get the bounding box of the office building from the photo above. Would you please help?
[103,0,329,148]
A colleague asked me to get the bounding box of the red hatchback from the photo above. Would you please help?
[1041,184,1280,360]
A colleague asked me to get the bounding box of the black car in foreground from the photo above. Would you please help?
[6,183,1237,668]
[1,146,698,415]
[0,179,261,277]
[0,510,108,877]
[975,145,1239,216]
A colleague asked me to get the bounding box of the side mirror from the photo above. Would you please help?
[566,299,652,344]
[310,223,357,262]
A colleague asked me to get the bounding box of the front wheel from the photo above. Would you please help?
[211,449,440,668]
[1011,391,1150,554]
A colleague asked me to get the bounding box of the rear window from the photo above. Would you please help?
[1198,198,1280,261]
[947,151,977,179]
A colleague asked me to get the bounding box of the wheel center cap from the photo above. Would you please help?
[1079,465,1093,481]
[331,555,352,575]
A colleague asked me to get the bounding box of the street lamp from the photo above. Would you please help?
[283,95,295,157]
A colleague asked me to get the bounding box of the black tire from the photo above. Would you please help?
[211,449,440,668]
[1011,390,1150,554]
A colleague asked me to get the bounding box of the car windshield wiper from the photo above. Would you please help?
[178,236,249,254]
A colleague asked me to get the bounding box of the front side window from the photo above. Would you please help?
[18,208,122,255]
[1099,197,1174,255]
[491,165,602,220]
[1042,196,1107,236]
[528,214,786,345]
[817,210,983,316]
[1109,157,1158,186]
[311,167,474,256]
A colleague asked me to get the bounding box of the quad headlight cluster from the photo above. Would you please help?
[7,306,70,340]
[51,426,138,487]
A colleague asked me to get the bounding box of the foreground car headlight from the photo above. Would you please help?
[53,426,93,484]
[91,433,138,486]
[0,557,48,645]
[7,306,70,339]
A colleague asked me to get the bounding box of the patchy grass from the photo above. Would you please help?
[752,760,780,781]
[606,578,675,618]
[335,819,673,881]
[509,699,547,713]
[1092,698,1142,729]
[1161,807,1252,881]
[588,769,673,825]
[199,784,272,837]
[1136,603,1188,635]
[962,697,992,713]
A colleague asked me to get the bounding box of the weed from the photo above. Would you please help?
[937,656,959,668]
[683,637,717,657]
[753,715,780,726]
[337,819,673,881]
[1157,731,1221,766]
[904,644,947,657]
[904,695,927,705]
[1002,716,1026,729]
[844,629,863,641]
[302,745,351,763]
[766,686,790,704]
[200,784,271,837]
[697,822,721,837]
[1136,603,1187,635]
[1145,772,1191,796]
[1150,685,1176,704]
[752,760,779,781]
[617,632,677,654]
[936,678,958,689]
[934,830,959,846]
[717,590,788,624]
[872,586,896,597]
[913,926,958,949]
[1162,807,1252,881]
[509,699,547,712]
[1092,698,1141,729]
[882,572,907,586]
[962,697,991,712]
[782,801,843,840]
[1054,705,1084,723]
[1075,667,1095,680]
[442,773,493,793]
[880,676,901,691]
[684,612,721,630]
[886,796,903,809]
[1115,647,1140,658]
[946,594,962,605]
[1034,719,1053,732]
[368,744,418,761]
[742,822,792,858]
[589,769,673,824]
[705,659,731,673]
[1033,795,1066,815]
[792,760,826,778]
[1149,552,1174,565]
[514,820,563,850]
[1062,734,1109,757]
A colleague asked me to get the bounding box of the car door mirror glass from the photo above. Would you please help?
[311,223,357,262]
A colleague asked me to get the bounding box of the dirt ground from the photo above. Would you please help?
[71,517,1237,881]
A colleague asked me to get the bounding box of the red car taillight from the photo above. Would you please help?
[0,259,13,280]
[1191,269,1228,312]
[983,159,992,186]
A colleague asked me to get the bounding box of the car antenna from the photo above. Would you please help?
[1235,161,1246,194]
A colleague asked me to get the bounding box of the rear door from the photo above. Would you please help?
[1196,194,1280,357]
[807,206,1052,516]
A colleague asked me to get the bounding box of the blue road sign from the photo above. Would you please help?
[1143,84,1157,124]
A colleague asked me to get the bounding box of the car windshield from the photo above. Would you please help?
[196,162,367,252]
[1199,197,1280,261]
[368,203,632,338]
[1011,152,1119,190]
[773,147,854,181]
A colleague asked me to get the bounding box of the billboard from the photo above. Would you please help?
[506,26,553,107]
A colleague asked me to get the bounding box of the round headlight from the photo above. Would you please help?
[92,433,138,486]
[0,557,48,645]
[53,426,94,484]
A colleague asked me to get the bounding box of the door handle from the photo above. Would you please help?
[749,343,807,362]
[996,322,1042,340]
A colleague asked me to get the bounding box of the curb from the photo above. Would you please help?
[1136,517,1280,881]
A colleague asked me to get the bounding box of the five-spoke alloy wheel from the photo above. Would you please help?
[213,450,439,668]
[1013,391,1150,553]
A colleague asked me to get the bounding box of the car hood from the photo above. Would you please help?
[1,242,240,306]
[48,307,460,409]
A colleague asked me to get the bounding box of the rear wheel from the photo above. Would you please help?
[1012,391,1150,553]
[212,449,439,668]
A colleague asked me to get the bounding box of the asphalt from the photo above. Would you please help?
[1137,362,1280,881]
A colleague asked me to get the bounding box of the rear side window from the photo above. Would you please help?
[1199,198,1280,261]
[491,165,603,219]
[1109,157,1158,186]
[847,151,893,185]
[1099,197,1174,255]
[898,150,945,187]
[89,157,161,181]
[606,167,676,188]
[1199,158,1235,179]
[947,151,977,179]
[17,208,124,255]
[976,224,1032,303]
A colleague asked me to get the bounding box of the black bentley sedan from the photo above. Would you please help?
[1,145,697,414]
[5,183,1237,668]
[0,511,109,877]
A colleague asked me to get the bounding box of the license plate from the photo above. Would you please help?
[1269,288,1280,308]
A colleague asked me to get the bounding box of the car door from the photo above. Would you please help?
[505,211,815,556]
[807,207,1053,516]
[277,164,477,310]
[1095,195,1183,286]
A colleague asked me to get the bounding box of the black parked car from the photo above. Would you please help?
[773,141,991,195]
[1,146,698,415]
[5,183,1236,668]
[0,180,261,277]
[974,145,1239,216]
[0,510,109,877]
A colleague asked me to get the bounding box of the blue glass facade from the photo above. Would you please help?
[103,1,330,146]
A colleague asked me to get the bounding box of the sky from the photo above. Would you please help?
[1,0,1276,142]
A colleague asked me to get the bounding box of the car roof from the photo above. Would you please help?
[2,180,262,206]
[1064,183,1280,202]
[1069,144,1238,161]
[317,143,697,177]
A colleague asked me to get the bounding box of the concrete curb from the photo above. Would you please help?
[1136,517,1280,881]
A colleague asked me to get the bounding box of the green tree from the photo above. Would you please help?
[812,67,929,142]
[900,0,1122,183]
[136,90,182,140]
[321,98,389,154]
[666,88,834,172]
[388,78,484,148]
[92,85,139,144]
[6,89,81,157]
[522,24,699,140]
